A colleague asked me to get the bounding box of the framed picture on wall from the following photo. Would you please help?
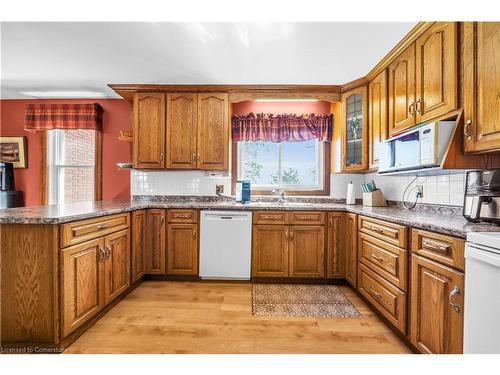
[0,136,28,168]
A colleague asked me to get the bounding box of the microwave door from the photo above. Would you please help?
[393,131,421,171]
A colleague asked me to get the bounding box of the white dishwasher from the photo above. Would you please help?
[200,210,252,280]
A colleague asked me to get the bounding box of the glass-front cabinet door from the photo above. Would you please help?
[342,86,368,171]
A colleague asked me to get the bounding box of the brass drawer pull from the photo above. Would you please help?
[96,224,110,230]
[175,213,191,218]
[298,215,315,220]
[371,253,385,263]
[369,287,382,299]
[449,286,461,313]
[262,215,279,220]
[422,239,451,253]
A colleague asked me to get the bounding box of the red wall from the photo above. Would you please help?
[232,100,331,116]
[0,99,132,206]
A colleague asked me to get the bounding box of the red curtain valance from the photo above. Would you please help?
[24,103,103,132]
[232,113,332,143]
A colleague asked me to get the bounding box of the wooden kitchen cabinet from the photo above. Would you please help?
[410,254,464,354]
[341,86,368,171]
[167,223,199,275]
[166,93,198,169]
[61,238,105,338]
[288,226,325,278]
[146,209,166,274]
[368,69,388,169]
[388,43,416,135]
[132,210,147,283]
[133,92,165,169]
[252,225,289,278]
[104,229,131,305]
[197,93,229,170]
[415,22,457,124]
[463,22,500,153]
[326,212,344,279]
[345,213,358,287]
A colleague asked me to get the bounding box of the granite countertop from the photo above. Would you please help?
[1,198,499,239]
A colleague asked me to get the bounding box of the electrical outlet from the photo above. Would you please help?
[416,184,424,198]
[216,185,224,194]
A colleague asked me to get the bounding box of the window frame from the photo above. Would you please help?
[231,140,330,196]
[41,130,102,205]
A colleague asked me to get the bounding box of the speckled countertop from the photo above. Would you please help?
[0,198,499,238]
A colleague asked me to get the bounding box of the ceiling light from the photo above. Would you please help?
[20,90,108,98]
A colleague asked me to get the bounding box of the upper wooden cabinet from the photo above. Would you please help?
[166,93,198,169]
[368,70,388,169]
[133,93,166,169]
[341,86,368,171]
[388,22,457,136]
[197,93,229,170]
[415,22,457,123]
[463,22,500,153]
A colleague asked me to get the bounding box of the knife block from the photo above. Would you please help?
[362,189,387,207]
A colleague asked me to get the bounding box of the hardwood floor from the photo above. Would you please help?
[64,281,411,354]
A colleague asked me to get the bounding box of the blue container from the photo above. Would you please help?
[236,180,251,203]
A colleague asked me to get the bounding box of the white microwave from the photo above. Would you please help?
[378,121,456,174]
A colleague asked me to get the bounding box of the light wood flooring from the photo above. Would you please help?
[65,281,411,354]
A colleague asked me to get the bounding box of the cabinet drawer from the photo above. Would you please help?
[253,211,288,225]
[411,229,465,271]
[359,216,408,248]
[358,232,408,291]
[289,211,326,225]
[358,263,407,334]
[61,213,130,248]
[167,209,198,223]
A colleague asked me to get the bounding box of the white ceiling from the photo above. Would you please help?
[1,22,416,99]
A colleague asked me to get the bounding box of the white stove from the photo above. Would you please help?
[464,232,500,354]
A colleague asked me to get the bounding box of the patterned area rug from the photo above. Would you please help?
[252,284,361,318]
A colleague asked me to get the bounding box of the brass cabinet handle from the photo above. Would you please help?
[197,154,200,162]
[369,287,382,299]
[329,217,333,228]
[160,153,164,162]
[371,253,385,263]
[464,120,472,141]
[160,216,165,223]
[262,215,279,220]
[193,230,197,239]
[449,286,461,313]
[104,244,111,260]
[408,102,415,117]
[192,154,196,163]
[96,224,109,230]
[175,213,191,218]
[289,230,294,241]
[422,239,451,253]
[415,98,422,114]
[98,247,105,263]
[368,224,385,234]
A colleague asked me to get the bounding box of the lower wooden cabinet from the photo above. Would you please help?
[132,210,147,283]
[61,238,105,338]
[167,223,199,275]
[410,254,464,354]
[146,209,166,274]
[252,225,289,277]
[61,228,131,337]
[345,213,358,287]
[104,229,131,304]
[289,226,325,278]
[326,212,344,279]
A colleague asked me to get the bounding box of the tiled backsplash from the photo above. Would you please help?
[131,170,466,207]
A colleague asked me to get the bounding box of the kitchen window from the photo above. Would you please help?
[47,129,101,204]
[235,139,330,195]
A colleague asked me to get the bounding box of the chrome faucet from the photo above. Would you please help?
[272,189,287,204]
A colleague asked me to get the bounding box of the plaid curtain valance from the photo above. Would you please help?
[232,113,332,143]
[24,103,103,132]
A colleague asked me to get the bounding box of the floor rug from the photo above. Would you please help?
[252,284,361,318]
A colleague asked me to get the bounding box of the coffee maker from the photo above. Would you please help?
[0,162,24,208]
[463,169,500,224]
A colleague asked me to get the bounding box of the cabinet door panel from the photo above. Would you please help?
[132,210,147,283]
[104,229,130,305]
[133,93,165,168]
[289,226,325,278]
[416,22,457,123]
[197,93,229,170]
[252,225,288,277]
[166,93,198,169]
[146,209,166,274]
[410,254,464,354]
[167,223,199,275]
[345,213,358,287]
[341,86,368,171]
[464,22,500,153]
[369,70,388,169]
[326,212,344,279]
[388,44,416,135]
[61,238,104,337]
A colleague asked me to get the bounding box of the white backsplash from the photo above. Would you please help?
[131,170,466,207]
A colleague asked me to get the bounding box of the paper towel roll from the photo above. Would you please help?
[346,182,356,205]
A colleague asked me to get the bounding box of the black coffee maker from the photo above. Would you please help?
[0,162,24,208]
